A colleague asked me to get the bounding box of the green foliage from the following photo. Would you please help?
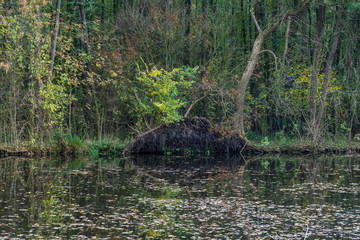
[261,160,270,169]
[261,136,270,146]
[40,82,70,128]
[340,123,351,137]
[90,147,99,158]
[65,134,84,151]
[275,131,287,145]
[282,64,340,113]
[354,134,360,143]
[134,64,198,126]
[89,138,128,158]
[0,0,360,147]
[52,131,84,155]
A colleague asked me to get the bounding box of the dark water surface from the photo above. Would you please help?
[0,155,359,239]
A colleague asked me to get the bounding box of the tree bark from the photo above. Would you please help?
[309,0,325,139]
[237,0,312,137]
[314,3,342,140]
[50,0,61,75]
[282,17,291,66]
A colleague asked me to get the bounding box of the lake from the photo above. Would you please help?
[0,155,359,239]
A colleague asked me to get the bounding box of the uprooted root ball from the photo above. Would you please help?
[124,117,252,156]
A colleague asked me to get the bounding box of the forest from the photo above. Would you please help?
[1,0,360,151]
[1,1,360,238]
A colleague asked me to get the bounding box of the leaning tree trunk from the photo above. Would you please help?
[237,0,312,137]
[314,2,342,140]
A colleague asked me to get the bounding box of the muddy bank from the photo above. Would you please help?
[264,145,360,156]
[124,117,259,156]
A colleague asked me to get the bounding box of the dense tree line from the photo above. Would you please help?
[0,0,360,147]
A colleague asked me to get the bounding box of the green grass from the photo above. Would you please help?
[86,137,131,158]
[247,131,360,154]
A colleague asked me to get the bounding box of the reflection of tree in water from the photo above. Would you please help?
[126,154,246,187]
[241,156,359,203]
[0,158,70,237]
[0,156,359,239]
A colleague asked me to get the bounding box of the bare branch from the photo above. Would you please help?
[250,9,262,33]
[260,49,279,71]
[184,94,207,118]
[282,16,291,66]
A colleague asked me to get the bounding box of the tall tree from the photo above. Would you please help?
[300,9,308,61]
[237,0,312,137]
[201,0,207,66]
[79,0,90,54]
[183,0,191,65]
[50,0,61,75]
[101,0,105,25]
[240,0,247,54]
[309,0,326,139]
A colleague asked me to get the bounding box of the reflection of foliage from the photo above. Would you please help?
[1,156,359,239]
[39,178,72,236]
[134,64,198,126]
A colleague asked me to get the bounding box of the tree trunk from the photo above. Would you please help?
[237,36,264,136]
[79,0,90,54]
[201,0,207,66]
[101,0,105,25]
[308,8,312,62]
[309,0,325,139]
[33,6,44,143]
[241,0,247,54]
[314,3,342,140]
[209,0,215,13]
[282,17,291,66]
[300,10,307,62]
[79,0,103,140]
[183,0,191,65]
[237,0,312,136]
[114,0,118,22]
[50,0,61,75]
[139,0,149,18]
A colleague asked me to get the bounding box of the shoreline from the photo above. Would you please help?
[2,141,360,159]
